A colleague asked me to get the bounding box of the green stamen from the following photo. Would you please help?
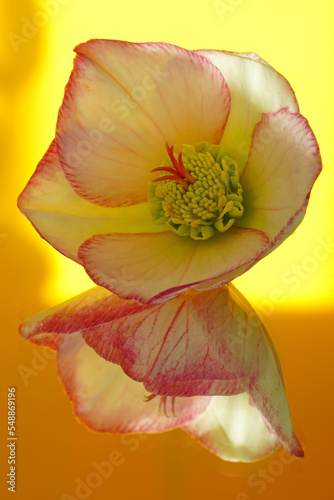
[149,142,244,240]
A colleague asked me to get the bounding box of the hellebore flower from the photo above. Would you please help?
[17,40,321,304]
[20,284,303,462]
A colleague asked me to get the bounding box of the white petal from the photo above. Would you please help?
[197,50,299,171]
[185,393,280,462]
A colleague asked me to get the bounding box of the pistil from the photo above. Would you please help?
[149,141,244,240]
[151,143,196,189]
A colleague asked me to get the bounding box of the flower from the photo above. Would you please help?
[18,40,321,304]
[20,283,303,462]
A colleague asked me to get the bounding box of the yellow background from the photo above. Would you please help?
[1,0,333,499]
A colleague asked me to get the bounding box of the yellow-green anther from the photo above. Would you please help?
[149,142,244,240]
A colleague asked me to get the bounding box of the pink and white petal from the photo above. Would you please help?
[227,285,303,458]
[18,284,281,402]
[78,227,269,304]
[19,283,302,456]
[235,109,322,243]
[57,333,209,433]
[19,286,243,397]
[81,288,245,397]
[28,333,62,351]
[18,141,165,262]
[207,199,311,287]
[19,284,270,399]
[56,40,230,207]
[19,286,118,341]
[184,393,280,462]
[22,280,297,457]
[197,50,299,171]
[239,197,309,281]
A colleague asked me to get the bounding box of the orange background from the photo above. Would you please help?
[1,0,333,499]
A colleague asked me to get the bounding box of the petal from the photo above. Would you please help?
[226,285,303,458]
[184,393,280,462]
[197,50,299,171]
[235,109,322,243]
[18,141,165,262]
[57,333,209,433]
[19,286,113,341]
[56,40,231,207]
[78,227,269,303]
[19,286,242,397]
[29,334,62,351]
[20,284,302,457]
[82,283,303,456]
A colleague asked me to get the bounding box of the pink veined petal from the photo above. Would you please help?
[197,49,299,172]
[233,188,315,283]
[19,286,242,397]
[29,333,62,351]
[56,39,231,207]
[235,108,322,244]
[19,286,113,341]
[254,197,309,265]
[18,141,166,262]
[226,285,303,458]
[184,393,280,462]
[80,287,245,397]
[105,282,301,456]
[19,284,302,457]
[57,333,210,433]
[78,226,269,304]
[205,199,309,290]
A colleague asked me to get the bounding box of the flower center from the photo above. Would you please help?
[149,142,244,240]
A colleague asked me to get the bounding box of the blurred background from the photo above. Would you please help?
[1,0,333,498]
